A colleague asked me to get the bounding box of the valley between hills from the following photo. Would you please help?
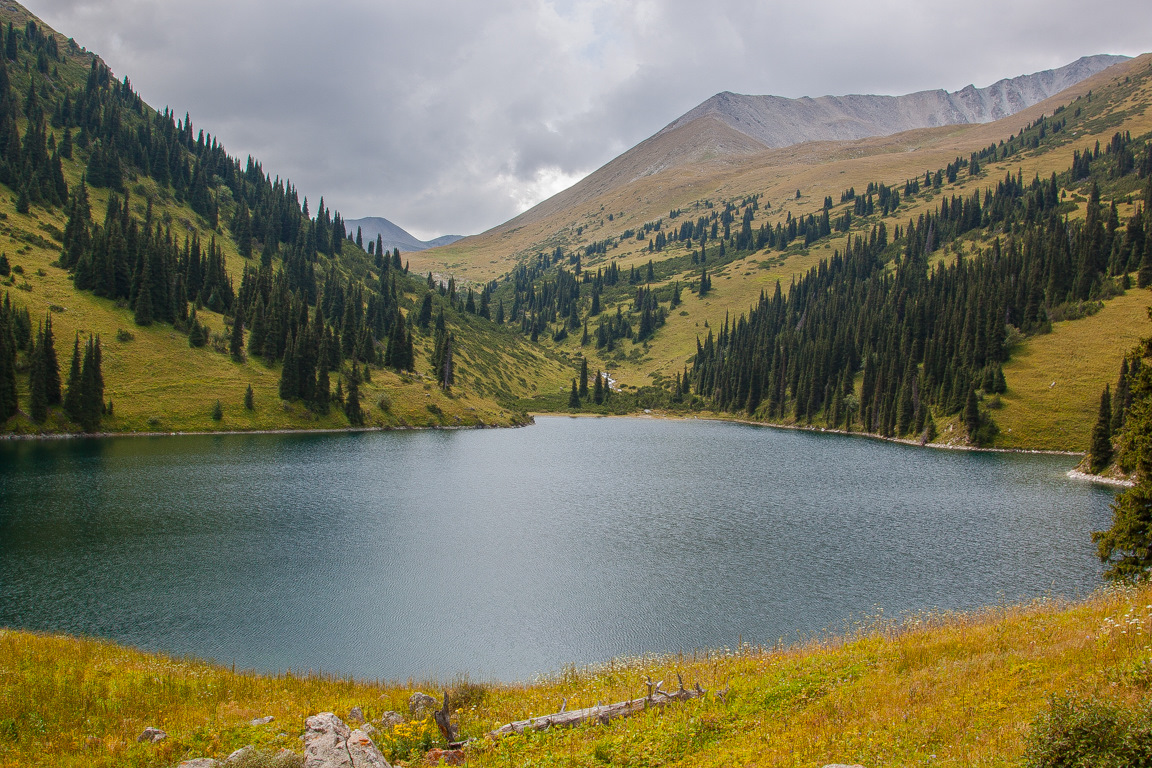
[5,2,1152,767]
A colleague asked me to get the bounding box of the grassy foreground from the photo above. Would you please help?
[2,584,1151,767]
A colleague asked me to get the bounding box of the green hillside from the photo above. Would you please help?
[0,3,571,437]
[417,56,1152,452]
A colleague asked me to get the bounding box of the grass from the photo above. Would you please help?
[996,287,1152,451]
[3,583,1151,767]
[0,197,573,435]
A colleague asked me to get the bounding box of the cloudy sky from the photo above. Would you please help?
[25,1,1152,240]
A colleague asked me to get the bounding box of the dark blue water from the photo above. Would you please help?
[0,416,1117,681]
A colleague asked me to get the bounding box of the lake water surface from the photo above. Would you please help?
[0,416,1117,681]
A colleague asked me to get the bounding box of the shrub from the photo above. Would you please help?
[1025,694,1152,767]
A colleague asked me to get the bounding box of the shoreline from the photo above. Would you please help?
[0,407,1098,461]
[0,417,536,442]
[533,410,1085,457]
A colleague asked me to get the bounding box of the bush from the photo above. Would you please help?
[1026,694,1152,767]
[116,328,134,342]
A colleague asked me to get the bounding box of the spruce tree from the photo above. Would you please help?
[1089,384,1114,474]
[244,383,254,411]
[568,379,580,409]
[211,399,223,421]
[593,369,604,405]
[42,315,60,405]
[964,388,980,441]
[63,333,81,421]
[0,305,15,422]
[344,364,363,426]
[78,335,103,431]
[28,325,47,422]
[278,330,297,400]
[579,358,588,398]
[229,312,245,362]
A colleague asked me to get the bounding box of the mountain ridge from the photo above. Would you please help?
[663,54,1129,150]
[344,215,464,253]
[466,54,1128,240]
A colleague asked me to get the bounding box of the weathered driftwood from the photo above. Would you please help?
[432,691,458,743]
[487,675,707,739]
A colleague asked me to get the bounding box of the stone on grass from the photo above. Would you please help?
[378,711,406,729]
[250,715,275,726]
[347,728,391,768]
[408,692,438,718]
[137,726,167,743]
[348,706,365,724]
[303,712,391,768]
[225,745,254,763]
[177,760,219,768]
[424,747,465,765]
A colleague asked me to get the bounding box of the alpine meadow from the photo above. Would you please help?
[5,1,1152,767]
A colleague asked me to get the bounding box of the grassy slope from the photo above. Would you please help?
[0,6,574,435]
[2,584,1150,767]
[412,56,1152,450]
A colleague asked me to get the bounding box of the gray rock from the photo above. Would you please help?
[136,726,167,743]
[407,692,438,717]
[250,715,275,726]
[177,760,219,768]
[347,728,390,768]
[377,711,405,730]
[821,764,865,768]
[303,712,391,768]
[348,706,364,724]
[361,723,379,738]
[225,745,254,763]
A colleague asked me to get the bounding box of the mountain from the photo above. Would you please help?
[344,216,464,253]
[660,54,1129,150]
[471,55,1128,231]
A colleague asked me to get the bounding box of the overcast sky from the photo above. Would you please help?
[24,1,1152,240]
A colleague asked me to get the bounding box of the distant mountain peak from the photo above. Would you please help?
[659,54,1129,150]
[344,216,464,253]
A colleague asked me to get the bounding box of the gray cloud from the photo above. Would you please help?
[26,0,1152,239]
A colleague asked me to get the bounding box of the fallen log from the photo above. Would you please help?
[487,675,707,738]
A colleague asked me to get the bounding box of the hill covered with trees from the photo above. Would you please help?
[0,2,571,435]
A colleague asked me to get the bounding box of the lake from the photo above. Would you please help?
[0,416,1117,682]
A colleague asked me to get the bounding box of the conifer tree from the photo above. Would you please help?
[63,332,81,421]
[244,384,254,411]
[42,315,60,406]
[964,388,980,441]
[0,303,15,422]
[78,334,103,431]
[279,330,297,400]
[569,379,580,409]
[579,358,588,398]
[229,312,244,362]
[28,328,48,423]
[1090,384,1114,474]
[344,364,363,426]
[211,399,223,420]
[593,369,604,404]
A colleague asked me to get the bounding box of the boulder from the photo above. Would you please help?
[424,748,466,766]
[177,760,219,768]
[378,711,406,730]
[408,692,438,718]
[136,726,167,743]
[347,728,391,768]
[303,712,391,768]
[225,745,254,763]
[250,715,275,726]
[348,706,365,724]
